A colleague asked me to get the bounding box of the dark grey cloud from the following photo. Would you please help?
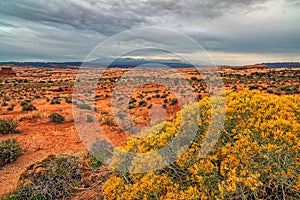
[0,0,267,35]
[0,0,299,63]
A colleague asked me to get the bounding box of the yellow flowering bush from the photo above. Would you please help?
[103,89,300,199]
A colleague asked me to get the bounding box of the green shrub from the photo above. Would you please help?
[90,140,114,166]
[88,152,103,168]
[0,139,22,167]
[128,104,135,109]
[48,112,65,123]
[249,85,259,90]
[77,103,92,110]
[3,97,10,101]
[278,85,292,91]
[50,98,61,104]
[267,89,274,94]
[138,100,147,107]
[170,98,178,105]
[0,119,19,134]
[20,100,30,106]
[7,104,15,111]
[22,104,36,111]
[129,98,137,104]
[161,93,168,98]
[86,115,94,122]
[65,97,72,104]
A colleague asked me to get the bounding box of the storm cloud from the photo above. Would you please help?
[0,0,299,64]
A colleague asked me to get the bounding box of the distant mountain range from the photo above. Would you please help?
[0,59,299,69]
[262,62,300,68]
[0,61,82,68]
[90,57,194,68]
[0,58,193,68]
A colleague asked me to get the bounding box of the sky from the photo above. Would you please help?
[0,0,300,65]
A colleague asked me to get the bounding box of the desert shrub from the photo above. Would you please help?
[136,94,144,99]
[18,116,31,122]
[0,139,22,167]
[8,155,83,200]
[77,103,92,110]
[48,112,65,123]
[86,115,94,122]
[100,115,115,126]
[129,98,136,104]
[278,85,292,91]
[65,97,72,104]
[197,94,203,100]
[7,104,15,111]
[50,98,60,104]
[22,104,36,111]
[103,89,300,199]
[88,152,103,168]
[128,104,135,109]
[275,90,282,95]
[161,93,168,98]
[138,100,147,107]
[90,140,114,166]
[20,100,30,106]
[0,119,19,134]
[3,97,10,101]
[231,85,238,91]
[170,98,178,105]
[266,89,274,94]
[249,85,259,90]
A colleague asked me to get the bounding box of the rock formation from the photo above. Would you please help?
[0,66,16,77]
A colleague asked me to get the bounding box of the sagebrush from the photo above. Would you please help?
[103,89,300,199]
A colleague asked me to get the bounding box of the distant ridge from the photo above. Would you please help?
[90,57,193,68]
[0,58,193,68]
[0,60,299,69]
[219,64,267,70]
[0,62,82,68]
[263,62,300,68]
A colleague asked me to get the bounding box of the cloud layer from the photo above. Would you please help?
[0,0,299,64]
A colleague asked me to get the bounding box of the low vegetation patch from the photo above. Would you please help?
[22,103,37,111]
[77,103,92,110]
[86,115,94,122]
[0,139,22,167]
[0,119,19,134]
[48,112,65,123]
[6,155,84,200]
[103,89,300,199]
